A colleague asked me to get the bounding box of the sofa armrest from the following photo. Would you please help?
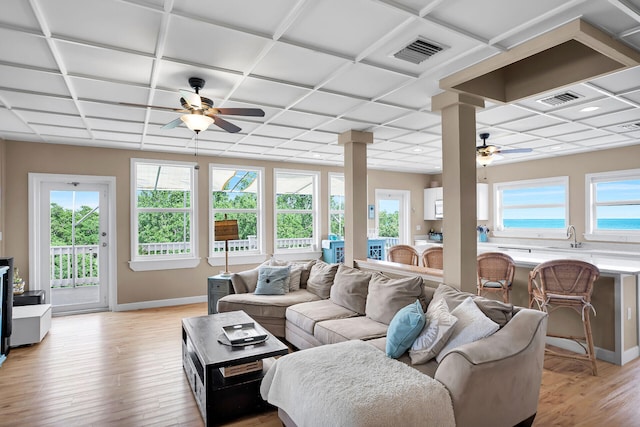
[434,308,548,427]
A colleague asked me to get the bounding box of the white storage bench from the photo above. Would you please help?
[11,304,52,347]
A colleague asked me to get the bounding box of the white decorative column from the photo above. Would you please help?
[431,92,484,292]
[338,130,373,267]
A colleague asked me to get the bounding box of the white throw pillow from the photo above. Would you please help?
[409,297,458,364]
[435,296,500,363]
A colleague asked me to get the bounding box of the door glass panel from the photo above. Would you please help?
[378,199,400,247]
[50,190,101,307]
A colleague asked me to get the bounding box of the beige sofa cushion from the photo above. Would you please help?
[306,261,339,299]
[365,273,423,325]
[217,289,320,320]
[314,316,388,344]
[435,284,513,327]
[286,300,359,335]
[329,264,371,314]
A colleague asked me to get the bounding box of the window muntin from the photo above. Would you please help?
[495,177,568,236]
[587,170,640,237]
[132,160,197,260]
[210,166,263,255]
[274,170,318,251]
[329,173,345,239]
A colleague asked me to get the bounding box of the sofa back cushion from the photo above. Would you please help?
[329,264,371,315]
[306,261,339,299]
[435,284,513,327]
[366,273,423,325]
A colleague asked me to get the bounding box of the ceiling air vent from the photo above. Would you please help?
[619,122,640,131]
[537,91,582,107]
[394,38,444,64]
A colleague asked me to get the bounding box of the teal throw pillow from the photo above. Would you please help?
[386,300,426,359]
[254,265,291,295]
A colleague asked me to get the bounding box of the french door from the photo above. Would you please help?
[29,174,115,314]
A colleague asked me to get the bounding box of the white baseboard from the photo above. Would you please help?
[622,346,640,365]
[545,336,616,365]
[115,295,207,312]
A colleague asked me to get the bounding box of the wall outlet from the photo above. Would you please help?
[628,307,632,320]
[416,225,421,231]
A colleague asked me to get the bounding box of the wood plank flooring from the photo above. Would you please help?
[0,303,638,426]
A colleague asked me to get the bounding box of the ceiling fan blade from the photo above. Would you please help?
[161,117,184,129]
[214,108,265,117]
[497,148,533,154]
[212,116,241,133]
[179,90,201,109]
[119,102,185,112]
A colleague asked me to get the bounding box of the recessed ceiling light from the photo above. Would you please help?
[550,145,562,150]
[312,153,321,158]
[412,148,423,153]
[580,106,600,112]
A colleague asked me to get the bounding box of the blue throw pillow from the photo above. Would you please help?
[386,300,426,359]
[254,265,291,295]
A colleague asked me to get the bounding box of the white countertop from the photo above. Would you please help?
[414,241,640,275]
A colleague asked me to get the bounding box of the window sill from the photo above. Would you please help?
[273,250,322,262]
[208,253,267,267]
[585,233,640,243]
[128,257,201,272]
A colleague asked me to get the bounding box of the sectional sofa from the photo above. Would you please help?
[217,258,548,427]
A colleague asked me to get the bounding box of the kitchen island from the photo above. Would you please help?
[381,242,640,366]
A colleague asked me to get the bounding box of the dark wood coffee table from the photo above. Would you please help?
[181,310,288,426]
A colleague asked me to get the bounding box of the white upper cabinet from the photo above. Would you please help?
[424,183,489,221]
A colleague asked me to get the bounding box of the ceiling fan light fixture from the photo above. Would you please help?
[476,154,493,167]
[181,113,214,133]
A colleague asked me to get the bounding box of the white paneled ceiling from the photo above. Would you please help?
[1,0,640,173]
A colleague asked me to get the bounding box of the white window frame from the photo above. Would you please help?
[274,169,320,257]
[208,164,266,266]
[329,172,345,239]
[493,176,569,239]
[585,168,640,243]
[129,158,199,272]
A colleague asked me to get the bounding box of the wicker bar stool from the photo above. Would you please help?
[476,252,516,303]
[528,259,600,376]
[421,246,443,269]
[387,245,419,266]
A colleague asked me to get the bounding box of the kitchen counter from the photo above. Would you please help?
[476,242,640,275]
[410,241,640,366]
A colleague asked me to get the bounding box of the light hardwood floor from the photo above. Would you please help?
[1,303,639,426]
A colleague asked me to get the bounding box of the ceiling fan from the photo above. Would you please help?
[476,132,532,166]
[122,77,265,134]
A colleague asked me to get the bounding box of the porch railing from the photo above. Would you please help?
[50,245,99,288]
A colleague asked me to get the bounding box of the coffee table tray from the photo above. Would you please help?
[222,322,268,345]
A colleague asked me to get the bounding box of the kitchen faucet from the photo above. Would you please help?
[567,225,582,248]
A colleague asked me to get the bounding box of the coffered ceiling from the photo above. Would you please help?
[1,0,640,173]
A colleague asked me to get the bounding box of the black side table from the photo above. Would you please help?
[207,275,234,314]
[13,290,45,306]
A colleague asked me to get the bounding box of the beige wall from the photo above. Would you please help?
[477,144,640,244]
[3,140,428,305]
